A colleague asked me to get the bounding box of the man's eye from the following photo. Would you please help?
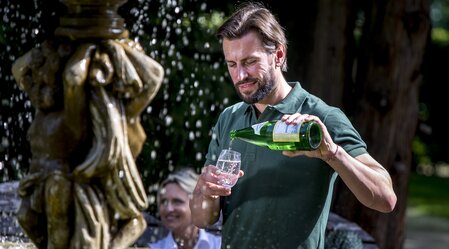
[245,59,256,65]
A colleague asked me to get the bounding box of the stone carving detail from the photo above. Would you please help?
[10,1,164,248]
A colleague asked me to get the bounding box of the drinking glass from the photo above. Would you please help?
[215,149,241,188]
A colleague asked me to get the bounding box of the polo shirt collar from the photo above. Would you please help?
[244,82,306,115]
[273,82,306,114]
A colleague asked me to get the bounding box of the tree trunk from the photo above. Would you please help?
[332,1,431,249]
[270,0,355,108]
[270,0,431,248]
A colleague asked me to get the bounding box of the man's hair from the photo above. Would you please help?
[216,1,288,71]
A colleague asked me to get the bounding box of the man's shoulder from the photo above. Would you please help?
[302,94,341,118]
[222,101,248,114]
[217,102,249,122]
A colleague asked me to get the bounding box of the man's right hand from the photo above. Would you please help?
[190,165,244,227]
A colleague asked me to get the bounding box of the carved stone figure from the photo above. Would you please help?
[11,1,164,248]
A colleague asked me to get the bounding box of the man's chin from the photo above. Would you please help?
[236,91,253,103]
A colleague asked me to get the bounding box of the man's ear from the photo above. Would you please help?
[275,45,285,67]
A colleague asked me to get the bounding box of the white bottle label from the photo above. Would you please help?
[273,120,301,142]
[251,121,268,135]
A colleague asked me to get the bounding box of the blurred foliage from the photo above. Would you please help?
[412,0,449,172]
[431,27,449,46]
[412,137,431,167]
[430,0,449,31]
[407,173,449,218]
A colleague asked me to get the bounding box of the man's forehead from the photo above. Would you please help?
[222,33,266,61]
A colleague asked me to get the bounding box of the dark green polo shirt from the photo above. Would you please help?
[205,82,367,249]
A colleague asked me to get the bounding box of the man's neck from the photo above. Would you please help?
[254,79,292,116]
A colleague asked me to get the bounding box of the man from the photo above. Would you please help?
[190,2,397,249]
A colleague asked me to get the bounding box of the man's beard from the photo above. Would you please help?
[235,69,275,104]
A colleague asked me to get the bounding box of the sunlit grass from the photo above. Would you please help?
[407,172,449,219]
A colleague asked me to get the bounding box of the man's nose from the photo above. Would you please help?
[236,65,248,82]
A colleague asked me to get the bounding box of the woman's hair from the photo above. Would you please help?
[160,167,199,195]
[216,1,288,71]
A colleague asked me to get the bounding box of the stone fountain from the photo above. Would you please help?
[10,0,164,248]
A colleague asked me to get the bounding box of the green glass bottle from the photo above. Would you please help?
[230,120,322,150]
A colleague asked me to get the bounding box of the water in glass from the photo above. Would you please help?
[216,149,241,188]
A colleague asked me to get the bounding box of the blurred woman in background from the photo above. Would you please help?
[148,167,221,249]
